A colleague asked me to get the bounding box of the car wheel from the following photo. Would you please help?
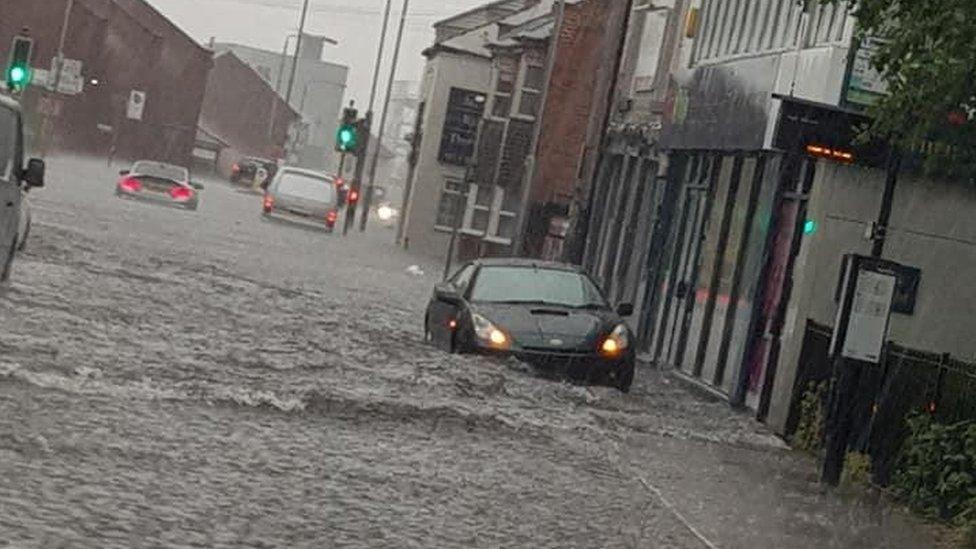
[616,365,635,393]
[423,315,433,344]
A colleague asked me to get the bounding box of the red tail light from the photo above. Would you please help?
[118,176,142,193]
[170,186,194,202]
[347,189,360,204]
[263,194,275,213]
[326,209,338,226]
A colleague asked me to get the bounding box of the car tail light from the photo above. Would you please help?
[170,186,194,202]
[263,194,275,213]
[118,176,142,193]
[326,209,338,226]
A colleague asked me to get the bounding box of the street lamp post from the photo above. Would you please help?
[341,0,393,234]
[284,0,312,108]
[275,34,297,94]
[359,0,410,231]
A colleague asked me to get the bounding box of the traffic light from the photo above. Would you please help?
[336,106,359,153]
[347,188,360,205]
[5,35,33,92]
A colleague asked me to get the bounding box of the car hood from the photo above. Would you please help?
[472,302,621,352]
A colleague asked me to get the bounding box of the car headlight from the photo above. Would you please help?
[377,205,396,221]
[600,324,630,357]
[472,313,509,349]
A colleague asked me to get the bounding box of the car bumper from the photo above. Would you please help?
[480,345,634,378]
[262,210,335,232]
[116,190,197,209]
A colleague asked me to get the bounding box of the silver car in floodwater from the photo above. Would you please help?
[115,160,203,211]
[261,167,339,232]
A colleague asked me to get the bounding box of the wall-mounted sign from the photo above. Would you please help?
[127,90,147,121]
[841,268,897,363]
[843,37,889,110]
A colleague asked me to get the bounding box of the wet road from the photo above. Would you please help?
[0,157,938,548]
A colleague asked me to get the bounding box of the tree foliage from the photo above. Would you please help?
[828,0,976,178]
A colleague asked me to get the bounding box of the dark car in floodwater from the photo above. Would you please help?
[424,258,636,392]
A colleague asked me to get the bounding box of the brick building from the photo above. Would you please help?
[199,51,299,176]
[398,0,629,262]
[0,0,212,166]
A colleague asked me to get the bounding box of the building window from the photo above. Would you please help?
[491,56,518,118]
[694,0,833,63]
[435,178,467,229]
[632,8,669,92]
[517,64,545,117]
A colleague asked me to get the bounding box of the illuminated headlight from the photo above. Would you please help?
[377,205,396,221]
[600,324,630,357]
[473,313,509,349]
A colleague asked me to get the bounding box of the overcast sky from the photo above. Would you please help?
[151,0,486,106]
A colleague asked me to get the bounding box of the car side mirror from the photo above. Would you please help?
[23,158,45,187]
[119,169,130,176]
[435,283,462,305]
[616,303,634,317]
[190,181,204,190]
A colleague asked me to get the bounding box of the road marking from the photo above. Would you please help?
[637,474,720,549]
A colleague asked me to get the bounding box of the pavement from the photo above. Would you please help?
[0,155,940,548]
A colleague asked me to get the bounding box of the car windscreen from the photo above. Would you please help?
[469,266,608,309]
[275,172,336,203]
[132,161,187,182]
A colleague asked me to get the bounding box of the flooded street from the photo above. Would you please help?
[0,157,937,548]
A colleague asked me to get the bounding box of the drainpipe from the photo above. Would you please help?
[513,0,566,257]
[564,0,636,265]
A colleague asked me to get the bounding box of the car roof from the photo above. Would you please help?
[470,258,582,272]
[278,166,333,181]
[0,94,21,112]
[134,160,187,171]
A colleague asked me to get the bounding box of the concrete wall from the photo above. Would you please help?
[402,52,492,259]
[768,162,976,432]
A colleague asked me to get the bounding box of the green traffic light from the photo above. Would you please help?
[9,66,26,83]
[803,219,818,235]
[337,124,358,151]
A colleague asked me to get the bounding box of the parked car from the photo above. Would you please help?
[424,258,636,392]
[115,160,203,211]
[261,167,339,232]
[0,94,45,285]
[231,157,277,187]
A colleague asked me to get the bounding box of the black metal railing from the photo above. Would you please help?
[785,320,976,485]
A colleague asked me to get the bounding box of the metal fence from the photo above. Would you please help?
[785,320,976,485]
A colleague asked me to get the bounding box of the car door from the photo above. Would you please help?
[0,104,22,271]
[429,264,476,350]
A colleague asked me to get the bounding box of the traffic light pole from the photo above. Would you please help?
[343,115,371,235]
[360,0,410,232]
